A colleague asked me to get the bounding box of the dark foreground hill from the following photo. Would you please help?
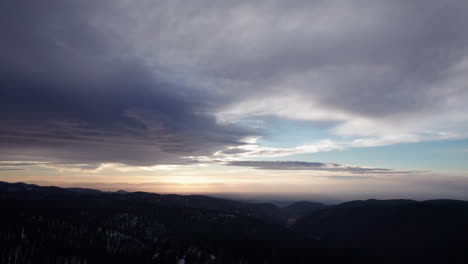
[1,181,468,263]
[293,199,468,263]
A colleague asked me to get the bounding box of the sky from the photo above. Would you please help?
[1,0,468,201]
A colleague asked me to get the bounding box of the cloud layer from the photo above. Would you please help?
[1,0,468,167]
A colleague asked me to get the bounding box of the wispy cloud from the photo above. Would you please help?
[227,161,423,174]
[323,175,374,180]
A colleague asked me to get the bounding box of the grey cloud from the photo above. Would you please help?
[116,0,468,124]
[227,161,421,174]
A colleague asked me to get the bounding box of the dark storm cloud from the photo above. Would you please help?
[0,0,250,166]
[227,161,421,174]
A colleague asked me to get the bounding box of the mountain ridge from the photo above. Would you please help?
[2,181,468,263]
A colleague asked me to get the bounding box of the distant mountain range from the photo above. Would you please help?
[1,181,468,263]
